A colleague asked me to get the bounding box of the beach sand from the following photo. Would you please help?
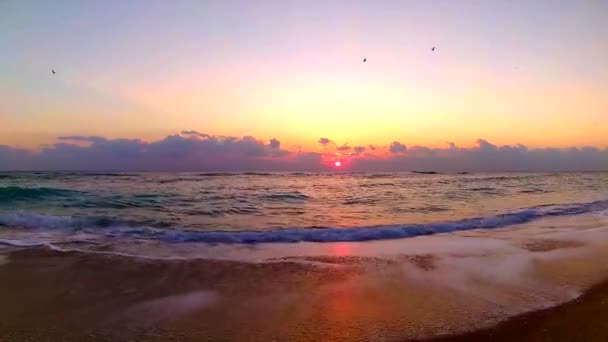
[2,213,608,341]
[1,245,608,341]
[429,280,608,342]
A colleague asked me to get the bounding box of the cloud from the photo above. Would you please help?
[445,142,457,150]
[1,134,607,172]
[408,146,434,157]
[181,130,209,138]
[476,138,497,152]
[1,133,297,171]
[268,138,280,149]
[337,143,351,151]
[57,136,107,143]
[353,146,366,154]
[389,141,407,154]
[355,139,608,172]
[318,138,333,146]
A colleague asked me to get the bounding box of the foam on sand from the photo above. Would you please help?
[2,211,608,340]
[0,254,8,265]
[123,290,219,325]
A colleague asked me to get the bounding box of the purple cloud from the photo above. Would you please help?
[1,134,607,172]
[476,138,497,152]
[318,138,333,146]
[181,130,209,138]
[57,136,107,143]
[337,144,351,151]
[408,146,434,157]
[353,146,366,154]
[389,141,407,154]
[268,138,280,149]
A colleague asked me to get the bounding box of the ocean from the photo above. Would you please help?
[3,171,608,340]
[0,171,607,248]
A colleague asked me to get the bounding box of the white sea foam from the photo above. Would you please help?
[1,200,607,245]
[3,210,608,339]
[124,290,219,325]
[0,239,48,248]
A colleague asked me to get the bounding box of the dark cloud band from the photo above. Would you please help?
[1,133,607,171]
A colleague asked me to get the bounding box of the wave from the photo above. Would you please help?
[23,172,137,178]
[462,174,540,182]
[67,172,138,177]
[183,206,260,216]
[158,177,201,184]
[520,188,550,194]
[158,173,275,183]
[1,200,607,244]
[359,182,396,188]
[412,171,439,175]
[287,172,314,176]
[392,206,449,213]
[0,239,49,247]
[261,191,310,201]
[343,197,378,205]
[0,186,81,202]
[0,186,170,210]
[198,172,236,177]
[0,238,100,248]
[0,213,155,230]
[467,187,504,195]
[361,173,399,179]
[197,172,273,177]
[81,197,167,210]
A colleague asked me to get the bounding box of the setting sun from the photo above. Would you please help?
[334,161,341,167]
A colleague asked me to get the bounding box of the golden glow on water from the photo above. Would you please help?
[332,243,352,257]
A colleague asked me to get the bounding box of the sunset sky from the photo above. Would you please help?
[1,1,608,171]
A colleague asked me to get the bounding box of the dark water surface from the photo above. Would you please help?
[0,172,607,244]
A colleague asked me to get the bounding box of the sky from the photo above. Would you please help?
[1,0,607,171]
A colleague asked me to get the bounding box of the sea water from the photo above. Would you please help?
[0,171,607,249]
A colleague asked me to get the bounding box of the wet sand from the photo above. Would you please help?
[430,280,608,342]
[3,213,608,341]
[1,245,608,342]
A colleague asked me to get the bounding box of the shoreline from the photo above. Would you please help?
[426,279,608,341]
[2,245,608,341]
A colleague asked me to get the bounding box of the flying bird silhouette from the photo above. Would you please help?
[52,69,56,75]
[431,47,435,52]
[363,58,366,62]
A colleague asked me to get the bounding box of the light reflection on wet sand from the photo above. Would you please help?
[1,213,608,340]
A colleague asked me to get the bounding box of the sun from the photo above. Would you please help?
[334,161,341,167]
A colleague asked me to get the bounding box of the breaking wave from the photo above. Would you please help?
[1,200,607,244]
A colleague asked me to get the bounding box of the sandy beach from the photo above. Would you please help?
[1,249,608,342]
[2,211,608,341]
[430,280,608,342]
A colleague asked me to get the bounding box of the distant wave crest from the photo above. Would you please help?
[1,200,607,244]
[0,186,81,202]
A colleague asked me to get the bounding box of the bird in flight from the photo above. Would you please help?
[431,47,435,52]
[363,58,366,62]
[52,69,56,75]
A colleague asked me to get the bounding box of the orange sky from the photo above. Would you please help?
[2,1,607,150]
